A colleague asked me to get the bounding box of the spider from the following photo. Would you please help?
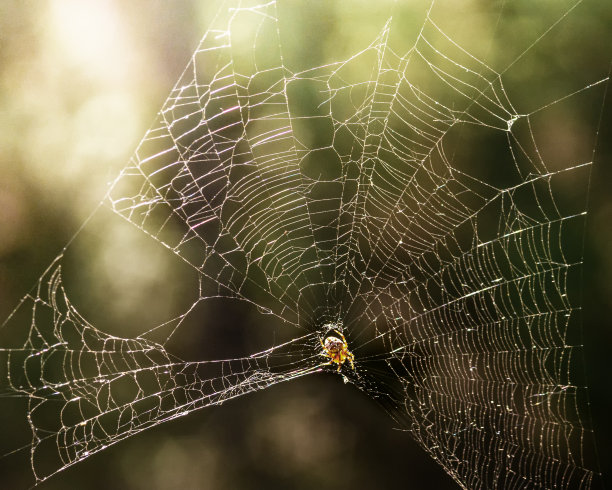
[319,328,355,372]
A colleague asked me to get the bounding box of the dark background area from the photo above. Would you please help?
[1,1,611,489]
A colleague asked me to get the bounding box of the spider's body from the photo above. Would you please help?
[320,329,355,372]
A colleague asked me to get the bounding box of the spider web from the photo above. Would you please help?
[1,0,607,488]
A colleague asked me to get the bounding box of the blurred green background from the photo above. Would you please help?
[1,0,611,488]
